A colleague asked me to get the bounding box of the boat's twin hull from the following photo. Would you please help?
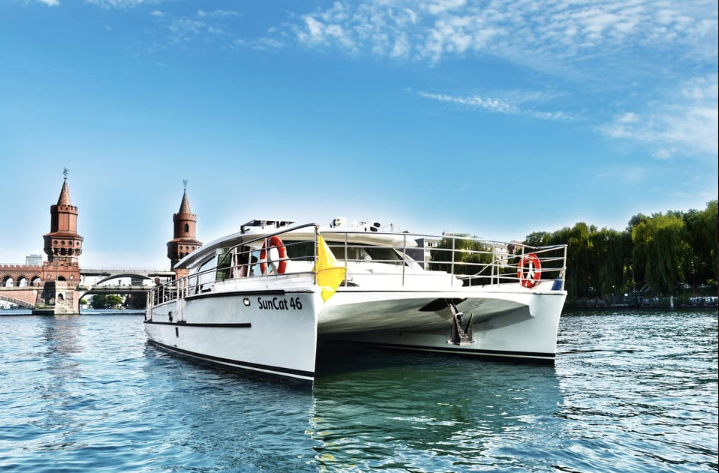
[145,287,566,381]
[321,288,566,362]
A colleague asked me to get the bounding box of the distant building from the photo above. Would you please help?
[408,237,441,268]
[25,254,42,266]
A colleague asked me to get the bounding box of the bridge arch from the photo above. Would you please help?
[0,294,34,309]
[91,273,155,287]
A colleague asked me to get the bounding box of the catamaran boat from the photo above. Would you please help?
[145,218,568,382]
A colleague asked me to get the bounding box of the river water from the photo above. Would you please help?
[0,309,716,472]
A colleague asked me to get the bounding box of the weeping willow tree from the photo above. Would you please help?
[686,200,719,284]
[591,228,632,297]
[429,235,497,285]
[528,223,594,300]
[632,213,689,294]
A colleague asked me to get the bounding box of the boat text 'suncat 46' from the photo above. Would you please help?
[145,219,568,382]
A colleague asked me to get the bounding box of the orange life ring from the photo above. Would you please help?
[259,236,287,275]
[518,253,541,288]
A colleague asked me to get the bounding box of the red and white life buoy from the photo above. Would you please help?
[518,253,541,288]
[259,236,287,275]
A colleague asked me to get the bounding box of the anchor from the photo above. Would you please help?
[447,302,474,346]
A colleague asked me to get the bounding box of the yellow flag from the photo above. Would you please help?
[315,235,347,302]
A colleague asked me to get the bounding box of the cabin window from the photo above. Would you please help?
[216,248,231,282]
[363,247,402,262]
[197,256,216,291]
[326,243,402,263]
[283,241,313,261]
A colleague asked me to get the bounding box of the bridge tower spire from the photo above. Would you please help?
[167,180,202,275]
[43,169,83,267]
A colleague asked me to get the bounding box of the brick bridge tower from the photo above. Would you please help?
[167,180,202,279]
[40,169,83,313]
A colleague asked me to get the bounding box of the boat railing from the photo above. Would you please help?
[147,225,568,310]
[425,237,568,289]
[147,224,321,309]
[323,231,567,290]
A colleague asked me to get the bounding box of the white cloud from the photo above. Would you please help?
[599,74,718,158]
[289,0,717,67]
[36,0,60,6]
[617,112,639,124]
[156,9,243,45]
[168,18,206,43]
[197,10,242,19]
[235,37,285,50]
[84,0,150,7]
[681,74,719,101]
[417,90,575,121]
[653,148,674,159]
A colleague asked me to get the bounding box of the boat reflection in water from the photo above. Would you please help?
[309,342,563,471]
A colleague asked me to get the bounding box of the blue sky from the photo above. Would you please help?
[1,0,717,270]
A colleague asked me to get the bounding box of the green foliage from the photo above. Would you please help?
[591,227,630,296]
[125,293,146,310]
[90,294,124,309]
[520,200,717,300]
[632,213,688,294]
[429,235,497,285]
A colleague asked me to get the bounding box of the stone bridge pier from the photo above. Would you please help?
[0,284,79,314]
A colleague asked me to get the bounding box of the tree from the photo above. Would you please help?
[430,235,501,285]
[90,294,124,309]
[591,228,628,297]
[632,213,688,294]
[698,200,718,283]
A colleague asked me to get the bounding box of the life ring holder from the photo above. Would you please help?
[259,236,287,275]
[518,253,541,288]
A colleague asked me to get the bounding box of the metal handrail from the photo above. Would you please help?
[148,226,569,308]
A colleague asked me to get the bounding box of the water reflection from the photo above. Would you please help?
[3,312,712,472]
[311,343,563,472]
[37,316,85,451]
[138,345,319,472]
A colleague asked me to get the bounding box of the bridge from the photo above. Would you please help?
[0,172,202,315]
[0,267,176,313]
[79,268,175,285]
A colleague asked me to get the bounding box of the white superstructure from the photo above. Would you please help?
[145,219,568,382]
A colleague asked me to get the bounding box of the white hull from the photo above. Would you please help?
[146,284,565,380]
[321,287,566,360]
[146,286,321,381]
